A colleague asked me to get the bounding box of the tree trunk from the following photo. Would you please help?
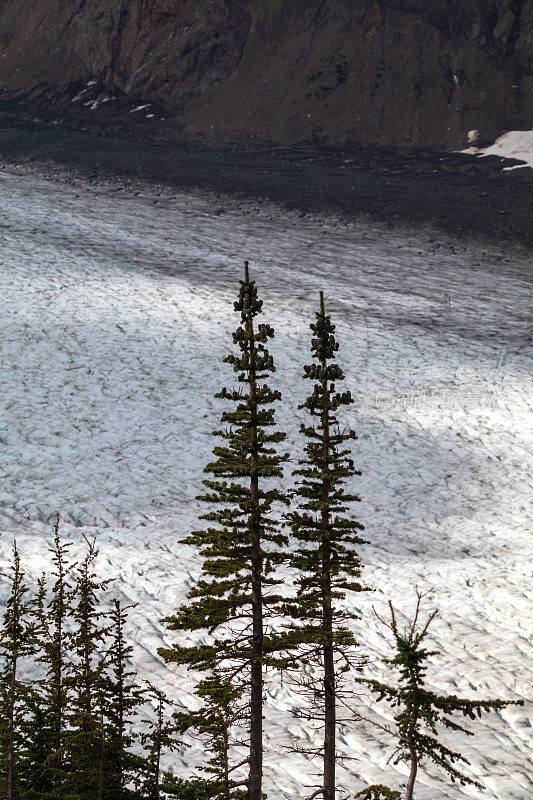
[249,513,263,800]
[322,555,335,800]
[249,573,263,800]
[82,595,91,720]
[223,727,231,800]
[405,747,418,800]
[6,653,17,800]
[153,698,162,800]
[97,699,105,800]
[52,596,64,780]
[50,530,66,787]
[321,359,335,800]
[248,311,263,800]
[117,610,124,793]
[404,712,419,800]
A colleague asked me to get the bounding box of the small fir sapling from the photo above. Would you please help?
[163,671,248,799]
[172,671,248,800]
[357,591,523,800]
[355,787,401,800]
[140,685,182,800]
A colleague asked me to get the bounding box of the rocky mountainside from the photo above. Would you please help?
[0,0,531,149]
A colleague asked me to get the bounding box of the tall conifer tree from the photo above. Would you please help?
[0,541,38,800]
[65,537,111,800]
[103,599,145,799]
[33,520,76,794]
[20,574,54,800]
[287,293,367,800]
[19,687,53,800]
[160,262,289,800]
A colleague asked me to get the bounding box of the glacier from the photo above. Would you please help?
[0,162,531,799]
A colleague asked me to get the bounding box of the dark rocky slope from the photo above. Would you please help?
[0,1,531,149]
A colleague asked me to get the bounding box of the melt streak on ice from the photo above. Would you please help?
[0,164,531,798]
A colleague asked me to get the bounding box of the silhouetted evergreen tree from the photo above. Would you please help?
[160,262,289,800]
[160,671,247,800]
[358,592,523,800]
[102,599,145,799]
[140,686,182,800]
[286,293,367,800]
[159,774,208,800]
[18,574,54,800]
[30,521,77,796]
[0,541,39,800]
[65,538,111,800]
[355,787,400,800]
[19,693,53,800]
[175,672,247,800]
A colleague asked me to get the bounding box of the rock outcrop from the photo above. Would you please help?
[0,0,531,149]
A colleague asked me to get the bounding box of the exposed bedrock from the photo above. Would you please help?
[0,0,531,148]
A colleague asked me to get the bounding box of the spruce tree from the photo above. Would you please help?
[358,593,523,800]
[103,599,145,799]
[169,671,248,800]
[355,788,400,800]
[191,673,247,800]
[65,537,111,800]
[0,541,38,800]
[32,520,76,795]
[19,574,54,800]
[160,261,289,800]
[19,685,53,800]
[286,292,367,800]
[140,686,182,800]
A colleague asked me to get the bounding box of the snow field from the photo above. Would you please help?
[0,163,532,798]
[463,130,533,170]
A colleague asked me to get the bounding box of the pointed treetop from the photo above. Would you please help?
[319,290,325,316]
[234,260,263,318]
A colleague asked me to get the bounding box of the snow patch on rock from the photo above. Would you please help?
[463,130,533,169]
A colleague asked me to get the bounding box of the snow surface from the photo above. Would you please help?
[0,163,532,798]
[462,130,533,169]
